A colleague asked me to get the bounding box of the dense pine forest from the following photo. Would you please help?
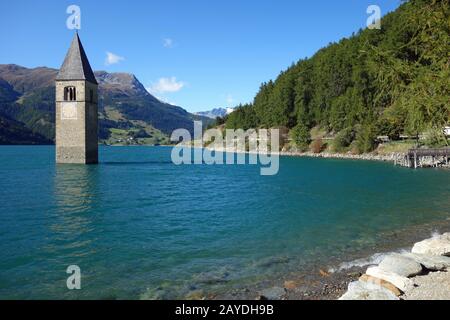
[225,0,449,153]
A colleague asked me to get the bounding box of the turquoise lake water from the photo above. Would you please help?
[0,146,449,299]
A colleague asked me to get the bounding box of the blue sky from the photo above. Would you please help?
[0,0,401,112]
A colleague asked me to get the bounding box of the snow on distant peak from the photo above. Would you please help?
[195,107,235,119]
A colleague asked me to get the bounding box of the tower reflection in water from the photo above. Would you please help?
[52,164,101,242]
[50,165,101,288]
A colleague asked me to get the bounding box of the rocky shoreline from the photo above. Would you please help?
[281,151,450,169]
[278,151,404,163]
[209,228,450,301]
[204,145,450,168]
[339,232,450,300]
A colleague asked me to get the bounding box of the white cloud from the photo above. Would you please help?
[148,77,185,94]
[105,52,125,66]
[163,38,174,48]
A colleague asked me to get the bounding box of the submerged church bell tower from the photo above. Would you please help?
[55,33,98,164]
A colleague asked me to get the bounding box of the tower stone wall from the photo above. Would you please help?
[55,80,98,164]
[55,33,98,164]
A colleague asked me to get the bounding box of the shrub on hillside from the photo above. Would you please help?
[423,127,449,147]
[290,123,311,151]
[355,124,377,154]
[332,127,354,153]
[130,129,150,139]
[310,138,324,153]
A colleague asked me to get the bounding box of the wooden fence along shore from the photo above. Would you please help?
[395,148,450,168]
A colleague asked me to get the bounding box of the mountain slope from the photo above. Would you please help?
[0,78,20,103]
[96,71,207,135]
[0,64,211,145]
[0,112,52,145]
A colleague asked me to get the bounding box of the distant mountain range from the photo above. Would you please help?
[195,107,234,119]
[0,64,212,145]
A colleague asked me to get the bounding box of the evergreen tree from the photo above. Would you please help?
[225,0,449,149]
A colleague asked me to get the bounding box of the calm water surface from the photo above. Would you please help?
[0,146,449,299]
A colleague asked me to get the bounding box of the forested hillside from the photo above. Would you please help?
[226,0,449,153]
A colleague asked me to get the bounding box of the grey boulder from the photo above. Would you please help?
[403,253,450,271]
[339,281,399,300]
[379,253,423,277]
[412,233,450,256]
[365,266,414,292]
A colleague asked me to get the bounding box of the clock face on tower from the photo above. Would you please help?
[61,102,78,120]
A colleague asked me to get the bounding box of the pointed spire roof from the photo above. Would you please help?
[56,33,98,84]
